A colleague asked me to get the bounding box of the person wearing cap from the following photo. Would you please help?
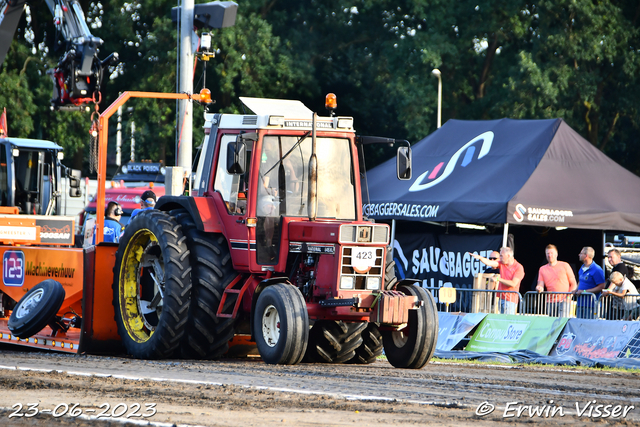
[93,201,124,244]
[130,190,157,221]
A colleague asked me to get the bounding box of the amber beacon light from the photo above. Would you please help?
[325,93,337,110]
[198,88,212,104]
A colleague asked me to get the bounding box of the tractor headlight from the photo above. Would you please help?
[340,276,354,290]
[366,277,380,290]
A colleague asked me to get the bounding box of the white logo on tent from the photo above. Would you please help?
[409,131,494,192]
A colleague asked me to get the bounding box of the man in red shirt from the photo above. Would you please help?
[469,247,525,314]
[536,244,577,317]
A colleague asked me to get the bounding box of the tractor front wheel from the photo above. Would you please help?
[382,284,438,369]
[253,284,308,365]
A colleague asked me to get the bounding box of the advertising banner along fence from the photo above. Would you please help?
[436,312,487,351]
[466,314,568,354]
[552,319,640,359]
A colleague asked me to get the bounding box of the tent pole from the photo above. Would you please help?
[502,223,509,248]
[390,219,397,256]
[602,230,606,270]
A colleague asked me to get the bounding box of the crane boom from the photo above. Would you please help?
[0,0,118,111]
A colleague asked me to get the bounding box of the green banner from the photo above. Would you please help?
[466,314,569,354]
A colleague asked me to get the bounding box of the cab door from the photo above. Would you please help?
[211,133,252,268]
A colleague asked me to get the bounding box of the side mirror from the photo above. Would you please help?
[396,146,412,180]
[69,169,82,197]
[227,138,247,174]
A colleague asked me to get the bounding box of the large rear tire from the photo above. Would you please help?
[350,323,383,364]
[382,284,438,369]
[113,210,192,359]
[254,284,308,365]
[305,320,366,363]
[171,209,238,359]
[8,279,65,338]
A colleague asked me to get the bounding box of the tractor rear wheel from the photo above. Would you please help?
[171,209,238,359]
[113,210,191,359]
[381,284,438,369]
[305,320,366,363]
[349,323,383,364]
[254,284,308,365]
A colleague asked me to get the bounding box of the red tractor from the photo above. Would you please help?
[113,93,438,368]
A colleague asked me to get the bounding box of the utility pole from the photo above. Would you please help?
[177,0,195,177]
[172,1,238,179]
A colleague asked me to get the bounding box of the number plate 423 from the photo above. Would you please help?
[351,247,375,273]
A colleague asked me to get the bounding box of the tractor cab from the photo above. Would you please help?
[0,137,69,215]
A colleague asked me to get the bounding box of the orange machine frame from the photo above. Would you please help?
[0,92,203,354]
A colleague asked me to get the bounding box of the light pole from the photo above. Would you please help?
[432,68,442,128]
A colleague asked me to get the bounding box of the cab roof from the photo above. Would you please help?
[0,137,63,151]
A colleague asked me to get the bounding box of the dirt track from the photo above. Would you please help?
[0,348,639,426]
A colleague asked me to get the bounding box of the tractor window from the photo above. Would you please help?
[14,150,43,214]
[214,134,251,215]
[258,135,356,220]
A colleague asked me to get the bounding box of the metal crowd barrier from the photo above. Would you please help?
[424,287,522,314]
[422,286,640,321]
[598,293,640,320]
[522,291,597,318]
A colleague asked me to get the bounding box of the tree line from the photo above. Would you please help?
[1,0,639,175]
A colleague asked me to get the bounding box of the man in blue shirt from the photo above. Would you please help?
[130,190,156,221]
[93,201,124,244]
[573,246,605,319]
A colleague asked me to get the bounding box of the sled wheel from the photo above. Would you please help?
[113,210,191,359]
[254,284,308,365]
[349,323,383,364]
[382,284,438,369]
[8,279,65,338]
[171,209,238,359]
[305,320,366,363]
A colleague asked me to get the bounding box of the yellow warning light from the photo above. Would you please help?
[325,93,337,110]
[246,218,257,228]
[198,88,212,104]
[149,182,154,189]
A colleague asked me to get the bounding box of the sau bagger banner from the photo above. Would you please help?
[394,231,502,310]
[466,315,568,354]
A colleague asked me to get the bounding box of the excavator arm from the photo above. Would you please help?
[0,0,118,110]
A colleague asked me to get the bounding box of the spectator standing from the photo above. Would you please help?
[536,244,577,317]
[573,246,605,319]
[602,271,640,320]
[130,190,156,221]
[606,249,629,284]
[484,251,500,274]
[469,247,524,315]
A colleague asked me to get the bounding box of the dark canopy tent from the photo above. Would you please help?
[364,118,640,232]
[364,118,640,295]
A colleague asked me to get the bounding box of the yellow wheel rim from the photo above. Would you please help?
[118,228,162,343]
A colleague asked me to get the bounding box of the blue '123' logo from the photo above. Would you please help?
[3,251,25,287]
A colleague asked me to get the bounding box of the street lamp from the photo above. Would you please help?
[432,68,442,128]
